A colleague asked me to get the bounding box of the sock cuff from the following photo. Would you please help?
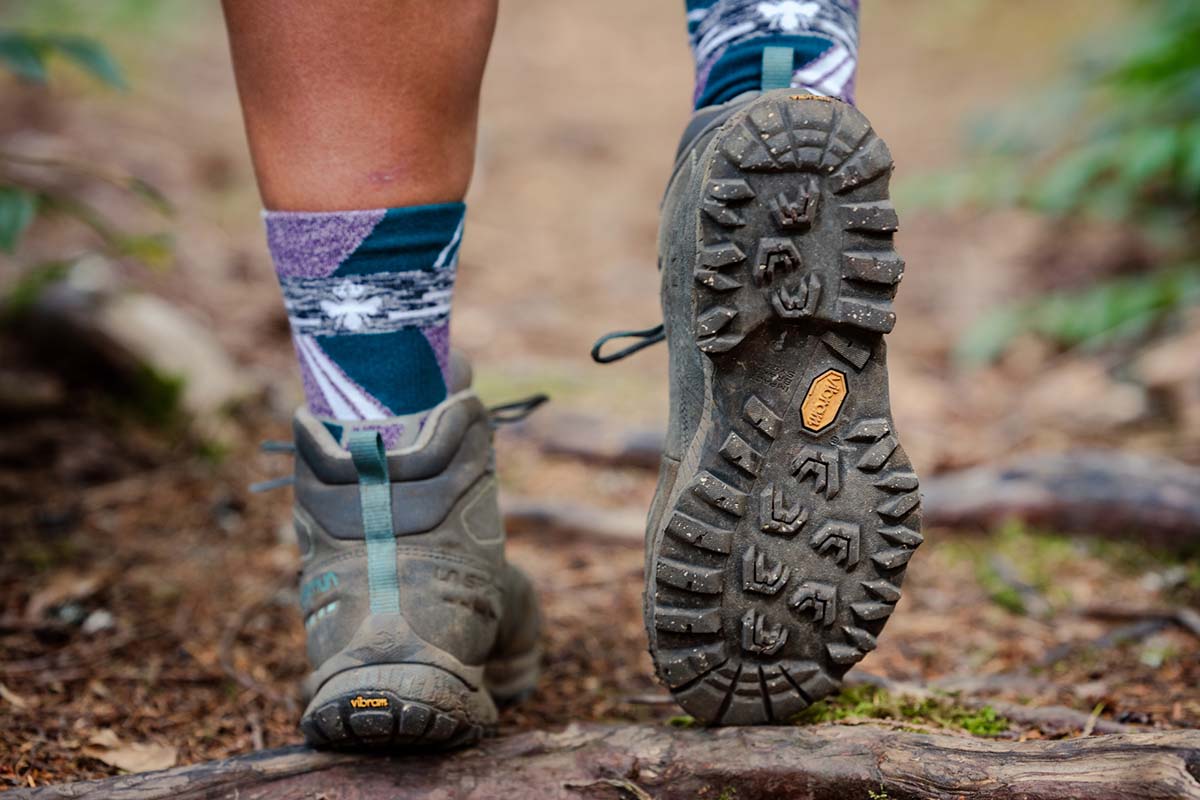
[694,34,834,108]
[689,0,860,108]
[264,202,466,279]
[266,201,464,439]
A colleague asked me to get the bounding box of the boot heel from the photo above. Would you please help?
[300,662,494,750]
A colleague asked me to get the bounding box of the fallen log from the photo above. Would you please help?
[506,412,663,471]
[1081,604,1200,639]
[503,496,645,545]
[14,723,1200,800]
[919,449,1200,549]
[516,417,1200,548]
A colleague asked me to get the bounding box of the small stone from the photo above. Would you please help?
[82,609,116,635]
[23,257,256,439]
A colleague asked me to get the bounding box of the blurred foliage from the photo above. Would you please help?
[4,0,181,33]
[0,30,125,87]
[905,0,1200,363]
[941,518,1200,614]
[2,258,67,314]
[0,29,171,270]
[958,264,1200,363]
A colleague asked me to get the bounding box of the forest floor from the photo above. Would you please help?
[1,0,1198,791]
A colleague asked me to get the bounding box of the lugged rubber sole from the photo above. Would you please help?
[299,663,490,751]
[647,93,922,725]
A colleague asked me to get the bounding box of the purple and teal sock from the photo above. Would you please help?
[266,202,464,450]
[686,0,860,109]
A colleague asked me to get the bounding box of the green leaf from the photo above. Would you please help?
[44,35,126,89]
[114,232,173,268]
[0,186,37,252]
[962,266,1200,363]
[1119,127,1180,192]
[1180,124,1200,195]
[0,31,47,82]
[954,307,1024,366]
[1029,144,1112,214]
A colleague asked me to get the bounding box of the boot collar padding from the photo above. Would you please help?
[293,389,490,485]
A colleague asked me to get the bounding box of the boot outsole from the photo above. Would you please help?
[299,663,493,751]
[300,690,484,751]
[647,93,922,725]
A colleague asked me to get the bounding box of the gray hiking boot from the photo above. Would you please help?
[644,91,922,724]
[289,357,541,749]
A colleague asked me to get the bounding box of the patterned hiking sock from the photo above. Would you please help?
[266,203,464,450]
[686,0,860,109]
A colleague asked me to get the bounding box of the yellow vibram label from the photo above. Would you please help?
[349,695,389,709]
[800,369,848,432]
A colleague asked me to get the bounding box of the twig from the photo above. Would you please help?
[1080,605,1200,640]
[622,693,674,706]
[564,778,654,800]
[1082,703,1105,737]
[0,617,75,636]
[0,631,140,676]
[1039,618,1171,668]
[247,712,265,752]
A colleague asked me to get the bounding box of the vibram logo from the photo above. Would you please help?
[800,369,848,432]
[349,695,389,709]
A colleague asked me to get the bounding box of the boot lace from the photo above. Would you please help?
[590,323,665,364]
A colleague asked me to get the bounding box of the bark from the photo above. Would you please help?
[15,724,1200,800]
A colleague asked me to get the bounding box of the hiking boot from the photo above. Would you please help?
[645,91,921,724]
[290,357,541,749]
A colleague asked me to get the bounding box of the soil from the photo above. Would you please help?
[1,0,1197,791]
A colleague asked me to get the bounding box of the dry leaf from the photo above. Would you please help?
[0,681,30,710]
[83,729,177,773]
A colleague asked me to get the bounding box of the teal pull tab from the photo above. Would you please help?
[761,46,794,91]
[348,429,401,615]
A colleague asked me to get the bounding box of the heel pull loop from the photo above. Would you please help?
[347,430,401,615]
[761,46,794,91]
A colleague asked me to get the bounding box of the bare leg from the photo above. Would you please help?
[221,0,498,444]
[222,0,497,211]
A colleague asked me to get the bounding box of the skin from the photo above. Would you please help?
[221,0,498,211]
